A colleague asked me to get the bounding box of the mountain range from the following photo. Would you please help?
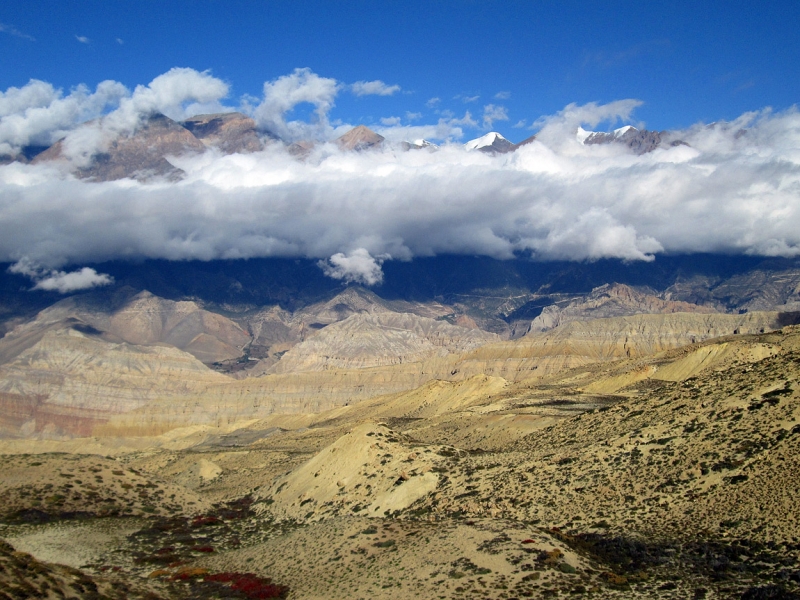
[5,110,683,181]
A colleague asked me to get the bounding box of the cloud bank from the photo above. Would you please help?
[0,69,799,286]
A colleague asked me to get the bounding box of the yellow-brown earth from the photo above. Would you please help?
[1,305,799,598]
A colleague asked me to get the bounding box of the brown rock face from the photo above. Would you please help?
[239,287,455,376]
[268,311,499,374]
[0,305,784,439]
[33,113,207,181]
[181,112,264,154]
[286,139,316,158]
[336,125,385,151]
[0,328,230,438]
[529,282,717,333]
[664,268,800,312]
[455,311,780,382]
[0,290,251,366]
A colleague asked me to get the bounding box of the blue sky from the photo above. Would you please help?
[2,0,798,140]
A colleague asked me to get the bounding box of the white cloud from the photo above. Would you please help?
[252,68,339,142]
[318,248,386,286]
[34,268,114,292]
[9,258,113,293]
[116,38,124,45]
[380,116,402,126]
[2,72,800,285]
[111,67,230,127]
[0,79,128,157]
[58,68,230,166]
[405,111,422,121]
[351,80,401,97]
[494,91,511,100]
[459,95,480,103]
[0,22,35,41]
[426,97,440,108]
[513,119,527,128]
[376,111,476,142]
[75,35,90,44]
[482,104,509,129]
[0,68,230,162]
[450,111,478,128]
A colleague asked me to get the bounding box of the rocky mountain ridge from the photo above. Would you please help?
[13,108,691,181]
[0,305,788,440]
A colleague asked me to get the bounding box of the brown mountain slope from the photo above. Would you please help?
[3,325,800,598]
[0,328,230,437]
[33,114,206,181]
[453,310,779,382]
[528,282,717,333]
[0,311,783,440]
[181,112,264,154]
[0,290,250,366]
[336,125,384,151]
[267,312,498,374]
[0,538,163,600]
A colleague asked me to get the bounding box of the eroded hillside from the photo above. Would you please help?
[1,321,799,597]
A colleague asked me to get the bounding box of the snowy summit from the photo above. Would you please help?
[464,132,509,151]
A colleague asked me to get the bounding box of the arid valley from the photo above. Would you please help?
[1,257,800,599]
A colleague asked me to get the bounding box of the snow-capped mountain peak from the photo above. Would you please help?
[464,132,506,150]
[578,125,639,145]
[613,125,637,137]
[464,132,514,153]
[576,126,593,144]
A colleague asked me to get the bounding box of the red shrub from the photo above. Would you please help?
[191,515,221,527]
[206,572,289,599]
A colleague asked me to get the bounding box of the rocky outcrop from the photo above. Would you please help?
[268,312,498,374]
[582,126,685,155]
[455,311,781,382]
[240,287,454,375]
[0,328,230,437]
[0,303,785,440]
[529,282,717,333]
[336,125,384,151]
[96,311,785,438]
[181,112,264,154]
[102,359,443,436]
